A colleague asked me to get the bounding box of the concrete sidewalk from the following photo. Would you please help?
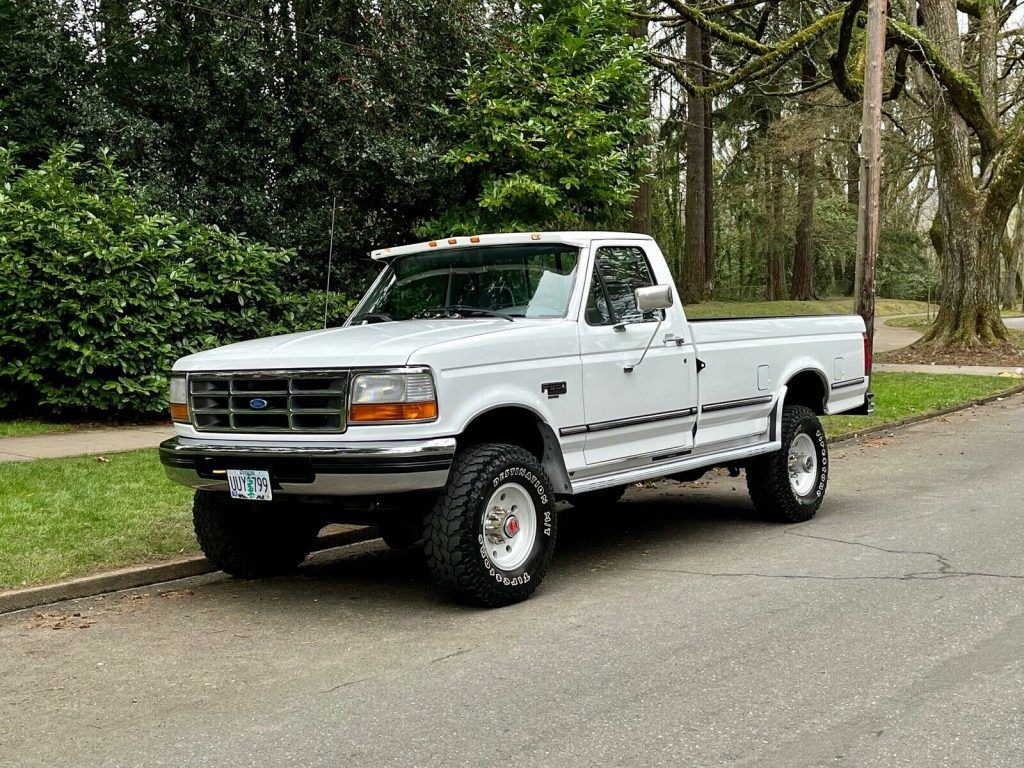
[0,424,175,463]
[873,315,925,352]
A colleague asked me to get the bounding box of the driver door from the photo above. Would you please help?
[578,242,697,467]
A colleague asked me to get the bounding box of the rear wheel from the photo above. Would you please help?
[746,405,828,523]
[424,443,557,607]
[193,491,321,578]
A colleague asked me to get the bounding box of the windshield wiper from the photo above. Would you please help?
[415,305,515,322]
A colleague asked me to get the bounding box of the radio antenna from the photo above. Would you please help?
[323,195,338,329]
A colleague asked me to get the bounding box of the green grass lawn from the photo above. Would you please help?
[822,372,1017,436]
[0,419,77,438]
[686,297,934,319]
[0,371,1020,590]
[0,450,195,590]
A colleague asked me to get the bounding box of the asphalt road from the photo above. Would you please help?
[2,395,1023,768]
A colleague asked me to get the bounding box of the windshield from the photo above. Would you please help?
[349,244,580,323]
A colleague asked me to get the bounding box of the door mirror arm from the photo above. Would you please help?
[624,285,673,372]
[624,316,663,373]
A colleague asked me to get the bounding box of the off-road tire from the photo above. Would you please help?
[568,485,627,512]
[193,491,321,579]
[745,405,828,523]
[424,443,557,607]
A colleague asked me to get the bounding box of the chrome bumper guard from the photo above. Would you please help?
[159,436,456,496]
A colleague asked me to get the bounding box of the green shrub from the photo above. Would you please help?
[0,144,304,416]
[278,290,361,332]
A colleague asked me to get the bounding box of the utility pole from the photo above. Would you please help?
[854,0,887,373]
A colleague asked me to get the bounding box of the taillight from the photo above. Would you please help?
[863,332,872,376]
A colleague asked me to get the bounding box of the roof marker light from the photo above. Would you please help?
[428,241,437,247]
[531,233,541,240]
[470,236,481,243]
[447,238,457,245]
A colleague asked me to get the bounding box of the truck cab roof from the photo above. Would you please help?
[370,231,655,260]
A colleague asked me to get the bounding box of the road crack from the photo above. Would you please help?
[430,647,474,664]
[626,530,1023,582]
[321,676,373,694]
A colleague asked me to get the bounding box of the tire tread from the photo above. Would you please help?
[746,405,827,523]
[424,443,556,607]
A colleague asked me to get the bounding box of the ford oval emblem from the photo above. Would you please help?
[249,398,269,410]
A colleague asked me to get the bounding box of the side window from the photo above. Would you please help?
[586,268,613,325]
[586,246,656,326]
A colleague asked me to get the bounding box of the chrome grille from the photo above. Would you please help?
[188,371,348,433]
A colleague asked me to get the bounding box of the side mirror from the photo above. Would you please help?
[635,284,674,313]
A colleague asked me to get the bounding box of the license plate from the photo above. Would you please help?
[226,469,273,501]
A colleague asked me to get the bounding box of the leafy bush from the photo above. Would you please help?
[0,145,306,416]
[279,290,361,331]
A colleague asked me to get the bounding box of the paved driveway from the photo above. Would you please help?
[2,396,1022,767]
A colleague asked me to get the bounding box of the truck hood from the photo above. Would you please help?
[173,319,513,372]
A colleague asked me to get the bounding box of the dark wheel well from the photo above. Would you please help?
[459,407,545,458]
[457,407,572,494]
[784,370,827,414]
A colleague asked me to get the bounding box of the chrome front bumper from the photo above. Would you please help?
[159,436,456,496]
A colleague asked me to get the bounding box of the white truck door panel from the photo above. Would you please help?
[576,242,697,466]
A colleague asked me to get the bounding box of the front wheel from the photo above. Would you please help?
[424,443,558,607]
[746,405,828,523]
[193,491,322,578]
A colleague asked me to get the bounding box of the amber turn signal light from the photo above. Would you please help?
[169,403,190,423]
[349,402,437,423]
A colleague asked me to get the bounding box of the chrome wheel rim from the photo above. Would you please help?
[481,483,537,571]
[788,433,817,496]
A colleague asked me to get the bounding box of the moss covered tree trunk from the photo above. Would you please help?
[915,0,1009,349]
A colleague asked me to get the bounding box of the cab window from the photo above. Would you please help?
[585,246,656,326]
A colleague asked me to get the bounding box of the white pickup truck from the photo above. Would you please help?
[162,231,872,606]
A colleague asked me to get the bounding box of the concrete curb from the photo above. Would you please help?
[0,527,379,615]
[3,385,1022,616]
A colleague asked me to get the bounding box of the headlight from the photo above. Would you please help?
[169,374,189,423]
[349,371,437,423]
